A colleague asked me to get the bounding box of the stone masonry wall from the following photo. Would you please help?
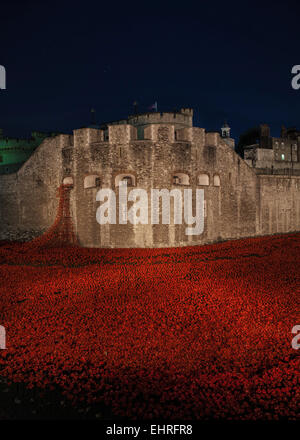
[0,134,72,241]
[0,124,299,247]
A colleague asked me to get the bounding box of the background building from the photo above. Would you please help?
[242,124,300,175]
[0,129,62,175]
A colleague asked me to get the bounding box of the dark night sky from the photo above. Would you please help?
[1,0,300,140]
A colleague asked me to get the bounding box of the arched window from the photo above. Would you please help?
[115,173,136,187]
[213,174,220,187]
[84,175,101,189]
[198,174,209,186]
[63,177,73,186]
[121,176,132,186]
[172,173,189,186]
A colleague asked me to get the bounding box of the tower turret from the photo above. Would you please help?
[221,120,235,149]
[221,121,231,138]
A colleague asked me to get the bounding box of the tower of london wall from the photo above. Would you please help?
[0,122,299,247]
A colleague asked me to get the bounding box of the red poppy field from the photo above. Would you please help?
[0,233,299,420]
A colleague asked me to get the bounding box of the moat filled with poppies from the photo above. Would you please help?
[0,234,299,420]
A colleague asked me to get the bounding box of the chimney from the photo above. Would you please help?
[281,125,287,138]
[260,124,271,148]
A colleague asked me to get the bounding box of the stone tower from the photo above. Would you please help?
[221,121,235,149]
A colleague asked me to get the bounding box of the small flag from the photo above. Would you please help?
[90,108,96,125]
[148,101,158,111]
[133,101,138,114]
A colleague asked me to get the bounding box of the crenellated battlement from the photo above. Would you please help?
[73,128,104,147]
[108,124,137,144]
[57,134,73,148]
[127,108,193,130]
[72,124,224,146]
[144,124,175,143]
[205,132,220,146]
[176,127,205,144]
